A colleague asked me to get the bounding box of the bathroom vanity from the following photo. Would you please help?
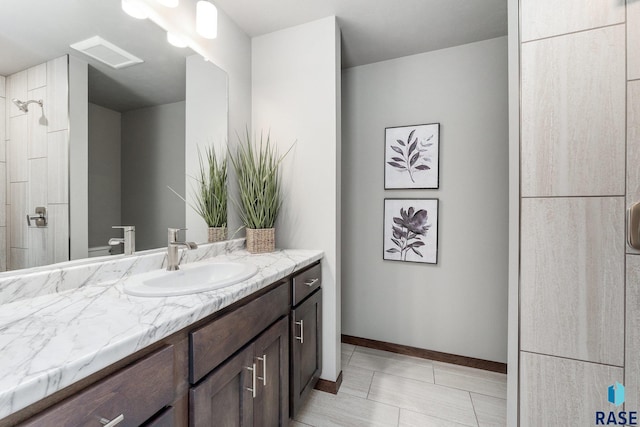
[0,244,323,427]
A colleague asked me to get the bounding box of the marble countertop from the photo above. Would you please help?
[0,249,323,420]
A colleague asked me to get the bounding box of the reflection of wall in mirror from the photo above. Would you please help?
[185,55,228,244]
[3,55,70,271]
[88,101,186,253]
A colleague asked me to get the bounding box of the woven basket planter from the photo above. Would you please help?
[208,227,227,243]
[246,228,275,254]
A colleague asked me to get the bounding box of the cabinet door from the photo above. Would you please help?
[190,345,255,427]
[253,316,289,427]
[290,289,322,417]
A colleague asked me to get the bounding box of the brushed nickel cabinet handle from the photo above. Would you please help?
[246,363,257,398]
[295,320,304,344]
[99,414,124,427]
[257,354,267,386]
[304,278,319,287]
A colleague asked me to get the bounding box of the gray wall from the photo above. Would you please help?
[88,103,121,248]
[342,37,508,363]
[121,101,185,250]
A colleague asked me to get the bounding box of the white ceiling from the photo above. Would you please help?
[0,0,507,110]
[213,0,508,68]
[0,0,191,112]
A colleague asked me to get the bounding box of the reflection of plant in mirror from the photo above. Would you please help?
[386,207,430,261]
[230,129,293,229]
[194,145,227,228]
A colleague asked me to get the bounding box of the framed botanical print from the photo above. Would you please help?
[384,123,440,189]
[383,198,439,264]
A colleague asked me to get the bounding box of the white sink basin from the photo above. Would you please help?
[123,261,259,297]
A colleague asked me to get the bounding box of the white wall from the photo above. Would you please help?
[342,37,508,363]
[252,16,342,382]
[69,56,88,261]
[121,102,186,250]
[88,103,121,248]
[185,55,228,243]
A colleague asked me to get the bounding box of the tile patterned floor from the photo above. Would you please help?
[291,344,507,427]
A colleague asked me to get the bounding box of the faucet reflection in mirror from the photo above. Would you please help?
[1,55,71,271]
[108,226,136,256]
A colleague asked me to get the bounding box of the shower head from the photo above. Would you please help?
[12,98,43,113]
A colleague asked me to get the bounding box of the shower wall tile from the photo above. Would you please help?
[5,214,10,269]
[47,130,68,204]
[9,248,27,270]
[8,115,28,183]
[628,81,640,254]
[626,255,640,412]
[28,227,51,268]
[521,25,626,197]
[629,0,640,81]
[520,352,623,426]
[0,163,6,228]
[48,204,68,263]
[45,56,68,133]
[27,63,46,90]
[520,197,625,365]
[27,87,47,159]
[9,183,27,249]
[0,97,5,162]
[0,227,6,272]
[521,0,624,42]
[0,75,5,98]
[7,71,27,118]
[29,158,47,210]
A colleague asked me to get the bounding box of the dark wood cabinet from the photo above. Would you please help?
[254,317,289,427]
[290,287,322,417]
[189,345,255,427]
[21,346,175,427]
[9,262,322,427]
[189,316,289,427]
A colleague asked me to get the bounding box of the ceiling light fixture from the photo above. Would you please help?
[167,32,188,48]
[121,0,150,19]
[156,0,179,7]
[196,1,218,39]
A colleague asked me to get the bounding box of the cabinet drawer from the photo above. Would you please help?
[142,406,174,427]
[22,346,175,427]
[190,282,289,384]
[292,262,321,306]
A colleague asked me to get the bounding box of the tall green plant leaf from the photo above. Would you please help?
[229,129,292,229]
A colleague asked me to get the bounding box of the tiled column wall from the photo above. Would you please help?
[4,56,69,270]
[627,1,640,412]
[519,0,631,424]
[0,76,5,271]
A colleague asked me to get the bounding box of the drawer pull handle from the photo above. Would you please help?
[99,414,124,427]
[246,363,257,398]
[304,278,319,287]
[295,320,304,344]
[257,354,267,386]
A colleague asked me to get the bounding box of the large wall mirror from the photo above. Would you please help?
[0,0,229,272]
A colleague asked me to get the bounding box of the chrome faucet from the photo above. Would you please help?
[109,226,135,255]
[167,228,198,271]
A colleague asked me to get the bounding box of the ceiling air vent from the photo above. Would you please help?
[70,36,143,69]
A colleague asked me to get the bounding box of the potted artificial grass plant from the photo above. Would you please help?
[230,130,291,253]
[194,145,228,242]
